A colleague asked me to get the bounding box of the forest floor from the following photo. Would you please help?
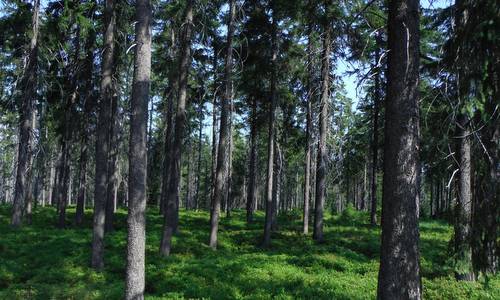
[0,205,498,299]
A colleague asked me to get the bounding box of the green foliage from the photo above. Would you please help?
[0,206,498,299]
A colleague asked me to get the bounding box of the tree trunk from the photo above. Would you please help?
[263,8,278,247]
[76,27,95,226]
[24,110,36,225]
[160,0,194,256]
[209,0,235,249]
[159,27,177,216]
[58,24,81,229]
[246,97,258,223]
[303,15,313,234]
[454,114,474,280]
[377,0,421,298]
[271,140,281,231]
[370,37,381,225]
[195,102,203,210]
[11,0,40,228]
[92,0,116,270]
[210,41,219,211]
[313,20,331,243]
[105,93,119,232]
[125,0,151,298]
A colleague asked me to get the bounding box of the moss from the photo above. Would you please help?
[0,205,498,299]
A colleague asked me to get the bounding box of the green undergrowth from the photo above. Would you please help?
[0,205,498,299]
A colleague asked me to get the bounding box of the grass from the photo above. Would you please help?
[0,205,498,299]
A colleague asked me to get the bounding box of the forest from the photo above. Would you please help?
[0,0,498,299]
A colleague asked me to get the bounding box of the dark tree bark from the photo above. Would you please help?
[303,13,313,234]
[377,0,422,298]
[210,41,219,211]
[76,26,96,226]
[58,24,81,229]
[246,97,258,223]
[105,94,119,232]
[91,0,116,270]
[225,95,234,218]
[271,140,282,231]
[209,0,235,249]
[125,0,151,298]
[24,112,36,225]
[195,102,203,210]
[263,8,278,247]
[313,21,331,243]
[454,114,474,280]
[370,38,381,225]
[160,0,194,256]
[11,0,40,228]
[160,27,177,216]
[477,67,499,274]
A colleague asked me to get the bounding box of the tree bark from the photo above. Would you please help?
[160,0,194,256]
[160,27,177,216]
[210,41,219,211]
[209,0,235,249]
[313,20,331,243]
[370,36,381,225]
[195,102,203,210]
[125,0,151,298]
[303,14,313,234]
[377,0,422,298]
[105,94,119,232]
[454,114,474,280]
[246,97,258,223]
[76,26,96,226]
[11,0,40,228]
[263,7,278,247]
[92,0,116,270]
[58,24,81,229]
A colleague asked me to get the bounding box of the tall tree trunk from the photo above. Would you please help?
[377,0,421,298]
[225,113,233,218]
[370,37,381,225]
[76,27,95,226]
[210,41,219,211]
[58,24,81,229]
[209,0,235,249]
[246,97,258,223]
[454,114,474,280]
[125,0,151,298]
[105,94,119,232]
[11,0,40,228]
[263,8,278,247]
[303,14,313,234]
[195,102,203,210]
[313,20,331,243]
[91,0,116,270]
[160,0,194,256]
[24,111,36,225]
[159,27,177,216]
[271,140,281,231]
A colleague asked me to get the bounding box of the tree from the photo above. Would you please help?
[377,0,422,298]
[312,6,331,242]
[302,1,314,235]
[160,0,194,256]
[91,0,116,270]
[209,0,235,249]
[75,15,96,226]
[370,32,382,226]
[125,0,151,298]
[262,2,278,248]
[11,0,40,228]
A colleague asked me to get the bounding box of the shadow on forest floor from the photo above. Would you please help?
[0,205,498,299]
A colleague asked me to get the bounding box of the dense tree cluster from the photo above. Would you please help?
[0,0,498,298]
